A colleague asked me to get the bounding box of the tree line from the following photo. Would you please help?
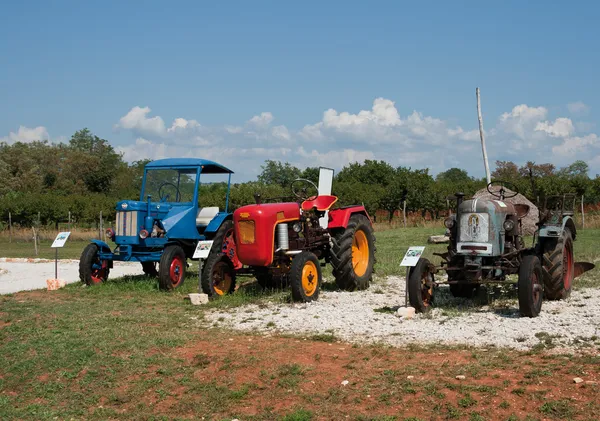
[1,128,599,227]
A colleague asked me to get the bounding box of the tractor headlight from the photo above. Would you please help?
[105,228,115,240]
[292,221,302,233]
[444,217,455,229]
[139,229,149,239]
[503,220,515,231]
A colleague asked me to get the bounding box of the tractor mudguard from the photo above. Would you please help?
[328,206,371,229]
[204,212,231,234]
[91,239,112,254]
[539,216,577,240]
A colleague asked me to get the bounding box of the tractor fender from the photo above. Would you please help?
[328,206,371,229]
[90,239,112,254]
[204,212,232,235]
[538,216,577,241]
[562,216,577,240]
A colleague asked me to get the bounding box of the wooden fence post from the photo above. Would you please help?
[99,211,103,240]
[8,212,12,243]
[68,211,71,231]
[403,200,407,228]
[581,195,585,229]
[32,227,38,256]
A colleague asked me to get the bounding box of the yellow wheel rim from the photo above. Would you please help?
[213,262,232,296]
[352,230,369,277]
[301,261,318,296]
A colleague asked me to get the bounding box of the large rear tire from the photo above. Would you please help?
[542,229,574,300]
[290,251,321,303]
[330,214,376,291]
[158,245,186,291]
[518,255,543,317]
[79,243,110,286]
[408,258,435,313]
[202,253,236,297]
[201,219,241,281]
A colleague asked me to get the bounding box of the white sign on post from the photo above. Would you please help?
[51,232,71,248]
[400,246,425,267]
[193,240,214,259]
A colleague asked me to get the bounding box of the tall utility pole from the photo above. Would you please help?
[476,88,491,184]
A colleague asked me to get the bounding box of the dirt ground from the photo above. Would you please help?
[117,333,600,420]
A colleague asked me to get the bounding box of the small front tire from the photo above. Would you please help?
[79,243,110,286]
[202,253,236,297]
[408,258,435,313]
[290,252,322,303]
[158,245,186,291]
[518,255,543,317]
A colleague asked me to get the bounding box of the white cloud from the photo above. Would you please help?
[110,98,600,180]
[248,112,274,127]
[0,125,49,144]
[568,101,590,115]
[552,134,598,156]
[535,117,575,138]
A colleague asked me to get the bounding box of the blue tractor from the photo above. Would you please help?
[79,158,239,290]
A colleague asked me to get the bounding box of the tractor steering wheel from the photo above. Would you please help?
[158,182,181,202]
[291,178,319,201]
[486,180,518,200]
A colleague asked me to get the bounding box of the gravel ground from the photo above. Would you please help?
[0,260,143,294]
[206,276,600,352]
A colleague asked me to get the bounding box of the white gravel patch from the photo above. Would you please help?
[0,261,143,294]
[206,276,600,352]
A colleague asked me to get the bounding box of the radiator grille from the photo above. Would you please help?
[115,211,139,237]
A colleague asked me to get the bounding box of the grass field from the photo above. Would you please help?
[1,227,599,420]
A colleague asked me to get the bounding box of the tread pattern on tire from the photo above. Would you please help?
[330,214,376,291]
[541,229,573,300]
[158,245,186,291]
[518,255,543,317]
[201,219,234,280]
[79,243,109,285]
[289,251,321,302]
[201,252,236,296]
[408,258,433,313]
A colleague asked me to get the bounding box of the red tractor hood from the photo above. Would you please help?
[233,202,301,266]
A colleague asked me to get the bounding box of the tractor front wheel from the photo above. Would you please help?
[331,214,376,291]
[158,245,186,291]
[79,243,110,286]
[542,229,574,300]
[518,255,543,317]
[408,258,435,313]
[141,261,158,277]
[202,253,236,297]
[290,251,322,302]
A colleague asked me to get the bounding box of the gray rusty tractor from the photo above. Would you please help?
[408,181,594,317]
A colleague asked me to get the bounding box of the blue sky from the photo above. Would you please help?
[2,1,600,180]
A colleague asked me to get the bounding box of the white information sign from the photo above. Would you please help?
[51,232,71,248]
[400,246,425,267]
[193,240,214,259]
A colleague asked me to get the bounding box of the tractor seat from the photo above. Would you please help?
[301,195,338,212]
[514,204,530,219]
[196,207,219,226]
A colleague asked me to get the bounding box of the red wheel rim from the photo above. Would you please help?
[222,229,242,270]
[169,256,184,287]
[563,241,573,290]
[91,260,108,284]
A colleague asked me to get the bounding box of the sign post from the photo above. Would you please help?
[193,240,214,292]
[51,232,71,280]
[400,246,425,307]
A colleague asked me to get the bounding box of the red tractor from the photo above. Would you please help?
[200,179,376,302]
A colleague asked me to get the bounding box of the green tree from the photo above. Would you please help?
[257,160,301,187]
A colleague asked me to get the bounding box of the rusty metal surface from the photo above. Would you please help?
[574,262,595,278]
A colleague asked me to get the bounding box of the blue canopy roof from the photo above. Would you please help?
[145,158,233,174]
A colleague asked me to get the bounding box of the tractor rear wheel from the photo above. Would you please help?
[290,251,321,302]
[331,214,376,291]
[542,229,574,300]
[79,243,110,286]
[518,255,543,317]
[408,258,435,313]
[141,262,158,277]
[202,253,236,297]
[158,245,186,291]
